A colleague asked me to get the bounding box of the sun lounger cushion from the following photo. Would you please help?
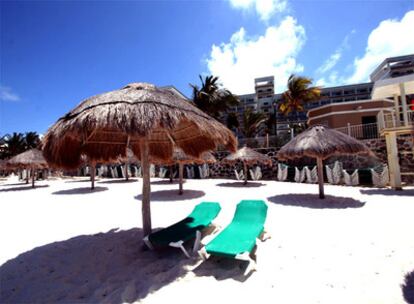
[148,202,221,247]
[204,200,268,258]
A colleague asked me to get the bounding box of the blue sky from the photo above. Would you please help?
[1,0,413,135]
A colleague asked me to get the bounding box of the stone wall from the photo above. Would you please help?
[209,134,414,185]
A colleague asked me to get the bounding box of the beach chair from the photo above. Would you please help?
[198,200,269,276]
[294,167,305,183]
[143,202,221,258]
[277,163,288,181]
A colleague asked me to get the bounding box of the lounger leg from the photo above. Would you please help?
[169,240,191,259]
[259,229,271,242]
[143,235,154,250]
[235,252,257,276]
[198,247,210,261]
[192,230,202,253]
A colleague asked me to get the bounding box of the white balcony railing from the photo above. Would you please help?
[377,107,414,131]
[334,122,379,140]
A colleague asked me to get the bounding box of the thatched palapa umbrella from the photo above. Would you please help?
[42,82,236,235]
[223,147,272,184]
[7,148,48,188]
[277,125,372,199]
[154,149,216,194]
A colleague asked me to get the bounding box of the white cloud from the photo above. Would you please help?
[346,10,414,84]
[206,16,305,94]
[316,31,355,75]
[228,0,287,22]
[0,85,20,102]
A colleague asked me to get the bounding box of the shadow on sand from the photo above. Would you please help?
[135,189,205,201]
[402,270,414,304]
[360,188,414,197]
[52,186,108,195]
[216,181,265,188]
[98,179,138,184]
[192,256,252,282]
[0,228,195,304]
[151,180,183,185]
[267,193,365,209]
[64,179,92,183]
[0,185,49,192]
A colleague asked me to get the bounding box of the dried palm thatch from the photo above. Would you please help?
[277,125,373,198]
[152,148,216,194]
[223,147,271,185]
[7,149,48,169]
[42,83,236,169]
[42,82,236,235]
[7,149,48,188]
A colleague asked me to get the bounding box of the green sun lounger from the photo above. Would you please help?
[143,202,221,258]
[198,200,269,275]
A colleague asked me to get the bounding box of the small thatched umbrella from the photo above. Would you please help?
[7,148,48,188]
[277,125,373,199]
[223,146,272,184]
[42,82,236,235]
[153,149,216,194]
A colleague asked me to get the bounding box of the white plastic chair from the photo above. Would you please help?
[277,163,288,181]
[294,167,305,183]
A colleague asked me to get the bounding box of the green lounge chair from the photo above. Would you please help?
[143,202,221,258]
[198,200,269,275]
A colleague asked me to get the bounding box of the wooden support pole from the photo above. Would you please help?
[91,163,96,190]
[169,165,174,183]
[124,162,129,181]
[317,157,325,199]
[31,167,35,188]
[179,163,184,195]
[244,161,248,185]
[26,168,29,184]
[140,140,152,236]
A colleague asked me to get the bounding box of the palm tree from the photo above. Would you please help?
[226,112,239,132]
[24,132,40,149]
[4,132,26,158]
[190,75,239,119]
[241,109,267,147]
[279,74,321,118]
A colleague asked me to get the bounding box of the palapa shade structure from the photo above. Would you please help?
[7,148,48,188]
[277,125,373,199]
[223,147,272,185]
[42,82,236,235]
[153,148,216,194]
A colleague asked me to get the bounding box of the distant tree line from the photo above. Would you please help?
[0,132,41,159]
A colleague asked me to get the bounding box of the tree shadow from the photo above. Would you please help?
[52,186,108,195]
[402,270,414,304]
[0,228,193,304]
[0,185,49,192]
[192,256,252,282]
[267,193,365,209]
[135,190,205,202]
[1,182,32,186]
[64,179,92,183]
[151,180,183,185]
[216,181,265,188]
[98,179,138,184]
[360,188,414,197]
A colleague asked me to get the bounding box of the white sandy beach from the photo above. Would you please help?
[0,176,413,304]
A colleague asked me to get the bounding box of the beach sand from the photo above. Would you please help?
[1,176,413,303]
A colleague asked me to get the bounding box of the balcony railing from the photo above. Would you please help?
[377,107,414,132]
[334,122,379,140]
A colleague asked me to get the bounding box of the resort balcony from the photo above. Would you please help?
[377,107,414,135]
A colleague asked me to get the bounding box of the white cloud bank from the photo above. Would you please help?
[0,85,20,102]
[228,0,288,22]
[206,16,305,94]
[347,10,414,84]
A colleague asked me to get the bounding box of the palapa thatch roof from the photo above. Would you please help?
[42,83,236,169]
[7,148,48,169]
[152,148,216,165]
[277,125,373,160]
[223,147,272,165]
